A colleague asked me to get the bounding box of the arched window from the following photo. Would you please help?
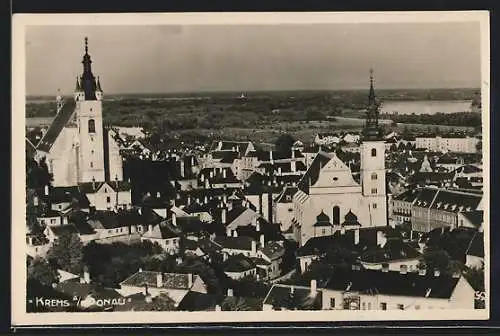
[332,206,340,225]
[371,173,378,180]
[371,148,377,157]
[88,119,96,133]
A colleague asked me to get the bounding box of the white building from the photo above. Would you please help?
[415,136,480,153]
[35,38,125,188]
[292,71,387,246]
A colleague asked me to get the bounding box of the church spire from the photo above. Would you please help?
[80,37,97,100]
[363,68,382,141]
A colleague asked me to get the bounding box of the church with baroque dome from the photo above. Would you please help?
[292,70,388,246]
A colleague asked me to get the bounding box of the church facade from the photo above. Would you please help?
[36,38,124,188]
[292,70,388,246]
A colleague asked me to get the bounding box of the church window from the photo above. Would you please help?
[88,119,96,133]
[371,188,377,194]
[332,206,340,225]
[371,148,377,157]
[373,203,377,209]
[371,173,377,180]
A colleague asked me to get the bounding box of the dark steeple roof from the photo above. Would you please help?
[363,69,383,141]
[316,211,330,223]
[80,37,97,100]
[342,209,361,226]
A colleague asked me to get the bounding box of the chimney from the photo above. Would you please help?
[62,216,68,225]
[44,185,49,196]
[400,265,408,274]
[209,170,214,179]
[291,161,296,172]
[156,191,161,198]
[233,230,238,237]
[260,234,265,247]
[180,160,185,178]
[83,266,90,284]
[204,195,208,204]
[188,273,193,288]
[221,207,227,224]
[187,196,192,205]
[156,272,163,288]
[377,231,387,248]
[222,169,227,179]
[251,240,257,254]
[215,304,221,312]
[148,224,153,232]
[290,286,294,294]
[256,220,261,232]
[172,212,177,226]
[310,280,317,297]
[340,226,346,235]
[33,196,39,206]
[381,263,389,272]
[227,288,234,297]
[434,269,440,277]
[205,178,210,189]
[277,167,282,175]
[452,271,461,278]
[200,173,205,182]
[226,227,232,237]
[292,150,295,159]
[139,267,143,273]
[354,228,360,245]
[419,268,427,276]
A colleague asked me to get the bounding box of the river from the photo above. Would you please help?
[380,100,473,115]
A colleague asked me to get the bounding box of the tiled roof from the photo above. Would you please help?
[177,291,218,311]
[361,238,421,263]
[274,186,298,203]
[430,189,482,212]
[263,284,322,310]
[297,151,334,194]
[120,271,193,290]
[323,266,462,299]
[36,99,77,152]
[223,254,256,272]
[175,216,206,234]
[260,241,285,260]
[461,211,484,228]
[466,231,484,258]
[143,223,179,239]
[50,224,79,236]
[214,236,254,251]
[393,188,420,202]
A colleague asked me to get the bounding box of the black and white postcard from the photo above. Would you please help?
[12,11,490,326]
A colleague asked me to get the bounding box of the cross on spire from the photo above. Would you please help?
[84,36,88,54]
[363,68,382,141]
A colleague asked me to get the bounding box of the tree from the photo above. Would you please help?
[28,257,58,287]
[275,133,296,155]
[47,232,84,275]
[417,249,463,275]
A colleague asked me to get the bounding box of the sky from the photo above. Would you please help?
[25,22,481,95]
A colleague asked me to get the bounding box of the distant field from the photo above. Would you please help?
[26,117,53,127]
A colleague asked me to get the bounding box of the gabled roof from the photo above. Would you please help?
[223,254,256,272]
[36,99,77,152]
[214,236,254,251]
[393,189,420,203]
[260,241,285,260]
[49,224,78,236]
[177,291,218,311]
[142,223,179,239]
[323,266,462,299]
[274,186,298,203]
[297,151,335,194]
[430,189,482,212]
[460,210,484,228]
[120,271,193,290]
[263,284,322,310]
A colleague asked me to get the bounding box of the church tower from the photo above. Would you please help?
[360,69,387,226]
[74,37,106,183]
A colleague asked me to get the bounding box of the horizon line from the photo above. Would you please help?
[26,86,481,98]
